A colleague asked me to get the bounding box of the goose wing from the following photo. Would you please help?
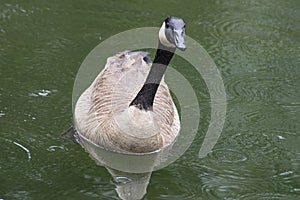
[75,51,180,152]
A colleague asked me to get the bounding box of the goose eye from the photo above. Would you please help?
[165,22,170,29]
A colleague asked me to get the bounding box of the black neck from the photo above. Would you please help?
[129,42,176,111]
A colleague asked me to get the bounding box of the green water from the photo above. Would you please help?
[1,0,299,199]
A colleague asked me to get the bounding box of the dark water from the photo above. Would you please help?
[1,0,299,199]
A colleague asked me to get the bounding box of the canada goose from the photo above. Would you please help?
[74,17,186,153]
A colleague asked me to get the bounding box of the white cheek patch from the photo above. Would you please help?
[158,22,176,48]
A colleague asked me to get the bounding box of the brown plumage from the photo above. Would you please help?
[74,51,180,153]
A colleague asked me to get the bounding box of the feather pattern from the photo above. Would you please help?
[74,51,180,153]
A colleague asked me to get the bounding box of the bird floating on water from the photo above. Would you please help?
[74,17,186,153]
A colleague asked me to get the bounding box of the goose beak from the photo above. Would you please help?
[173,29,186,51]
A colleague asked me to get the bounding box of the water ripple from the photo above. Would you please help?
[207,148,247,163]
[225,73,287,104]
[198,162,300,200]
[0,4,31,22]
[28,89,58,97]
[0,138,32,171]
[200,17,247,40]
[31,37,74,68]
[240,192,299,200]
[150,167,201,199]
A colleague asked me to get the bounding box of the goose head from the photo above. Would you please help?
[159,16,186,51]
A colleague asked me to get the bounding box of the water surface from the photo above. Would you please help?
[1,0,299,199]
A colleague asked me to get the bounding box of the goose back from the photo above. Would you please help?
[74,51,180,153]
